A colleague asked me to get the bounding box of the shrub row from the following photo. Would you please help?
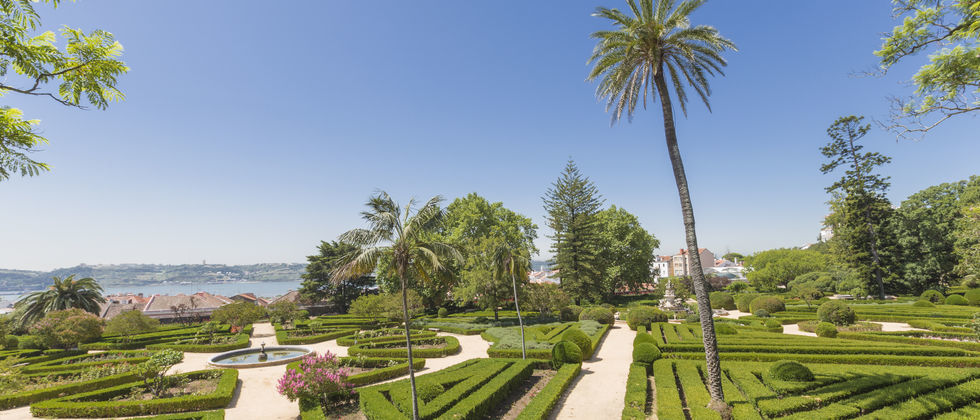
[22,351,154,374]
[30,369,238,418]
[852,378,980,419]
[667,351,980,367]
[335,330,434,346]
[439,359,534,419]
[837,331,980,352]
[0,370,142,409]
[276,328,357,345]
[348,336,460,358]
[146,334,249,353]
[621,362,648,419]
[144,410,225,420]
[661,343,968,357]
[514,363,581,420]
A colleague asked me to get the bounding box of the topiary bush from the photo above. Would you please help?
[626,307,667,330]
[437,308,448,318]
[920,290,945,304]
[709,292,736,310]
[474,316,489,323]
[817,301,856,326]
[815,322,838,338]
[966,288,980,306]
[633,332,658,346]
[913,300,935,307]
[945,294,968,306]
[714,323,738,335]
[632,342,661,371]
[552,340,582,369]
[764,319,783,332]
[736,294,759,312]
[560,305,583,322]
[417,382,444,403]
[768,360,814,381]
[753,309,770,318]
[579,307,615,325]
[749,296,786,314]
[560,328,592,357]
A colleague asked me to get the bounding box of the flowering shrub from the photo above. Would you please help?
[277,352,355,410]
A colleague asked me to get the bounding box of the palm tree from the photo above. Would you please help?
[332,192,461,420]
[491,242,531,359]
[587,0,736,410]
[16,275,106,325]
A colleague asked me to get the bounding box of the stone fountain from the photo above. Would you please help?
[658,280,689,318]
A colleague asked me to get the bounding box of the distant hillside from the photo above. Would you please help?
[0,263,306,292]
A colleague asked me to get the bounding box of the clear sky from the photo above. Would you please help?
[2,1,978,271]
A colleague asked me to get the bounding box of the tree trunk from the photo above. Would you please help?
[654,70,726,407]
[399,272,419,420]
[511,271,526,359]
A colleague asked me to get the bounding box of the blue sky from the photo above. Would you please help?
[2,1,977,271]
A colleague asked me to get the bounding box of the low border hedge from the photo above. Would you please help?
[621,362,648,419]
[336,330,434,346]
[0,370,142,409]
[347,336,460,358]
[22,351,153,374]
[30,369,238,418]
[144,410,224,420]
[276,328,358,345]
[146,334,249,353]
[667,351,980,367]
[515,363,581,420]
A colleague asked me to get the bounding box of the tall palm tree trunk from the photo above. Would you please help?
[399,272,419,420]
[510,271,526,359]
[654,69,725,405]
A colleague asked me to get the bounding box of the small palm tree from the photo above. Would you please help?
[332,192,460,420]
[587,0,736,410]
[16,275,106,325]
[491,242,531,359]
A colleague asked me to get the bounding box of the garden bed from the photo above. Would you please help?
[347,336,460,358]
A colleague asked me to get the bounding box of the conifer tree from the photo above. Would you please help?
[542,160,604,303]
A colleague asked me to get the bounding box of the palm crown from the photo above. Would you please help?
[588,0,736,121]
[17,274,106,324]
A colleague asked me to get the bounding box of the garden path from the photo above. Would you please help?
[550,321,632,420]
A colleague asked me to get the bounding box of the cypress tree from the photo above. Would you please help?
[542,160,604,303]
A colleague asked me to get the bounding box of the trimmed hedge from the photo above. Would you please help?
[579,307,615,325]
[945,294,969,305]
[347,335,460,358]
[750,296,786,313]
[146,334,249,353]
[817,301,855,326]
[22,351,153,374]
[632,343,661,371]
[710,292,736,310]
[920,290,945,304]
[815,322,838,338]
[0,370,142,409]
[561,328,593,358]
[965,288,980,306]
[515,363,581,420]
[336,329,434,346]
[714,323,738,335]
[30,369,238,418]
[913,300,935,307]
[736,293,759,312]
[668,351,980,367]
[552,341,582,369]
[288,357,426,388]
[768,360,813,381]
[276,328,358,345]
[560,305,583,322]
[621,362,648,419]
[626,306,667,330]
[144,410,225,420]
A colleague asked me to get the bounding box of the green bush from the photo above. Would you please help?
[634,331,658,347]
[622,363,648,419]
[626,306,667,330]
[920,290,945,304]
[437,307,448,318]
[417,382,444,403]
[817,301,856,326]
[965,288,980,306]
[815,322,838,338]
[749,296,786,313]
[632,343,661,371]
[578,307,614,325]
[709,292,736,310]
[515,363,579,420]
[913,300,935,307]
[714,323,738,335]
[17,336,44,350]
[768,360,814,381]
[560,328,592,358]
[3,336,17,350]
[753,309,770,318]
[551,340,582,369]
[736,293,759,312]
[945,294,968,305]
[560,305,583,322]
[764,319,783,332]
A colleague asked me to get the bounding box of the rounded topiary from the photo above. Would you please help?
[965,288,980,306]
[626,306,667,330]
[945,294,968,306]
[920,290,945,304]
[579,307,615,325]
[765,319,783,332]
[768,360,814,381]
[561,328,593,357]
[714,323,738,335]
[417,382,444,403]
[817,301,856,326]
[632,342,662,366]
[3,336,17,350]
[710,292,736,310]
[634,332,658,346]
[552,340,583,369]
[560,305,584,322]
[753,309,770,318]
[913,300,935,308]
[736,294,759,312]
[750,296,786,314]
[815,322,838,338]
[437,308,448,318]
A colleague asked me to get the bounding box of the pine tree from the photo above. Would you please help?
[542,160,604,303]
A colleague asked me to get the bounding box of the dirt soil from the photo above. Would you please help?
[495,369,557,420]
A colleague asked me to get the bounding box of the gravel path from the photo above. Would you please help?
[550,321,632,419]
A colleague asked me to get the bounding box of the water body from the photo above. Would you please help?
[0,281,302,309]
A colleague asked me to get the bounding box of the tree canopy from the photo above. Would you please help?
[543,159,604,303]
[745,248,831,291]
[0,0,128,181]
[595,205,659,297]
[300,240,375,312]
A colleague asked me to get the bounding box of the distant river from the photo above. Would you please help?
[0,281,302,309]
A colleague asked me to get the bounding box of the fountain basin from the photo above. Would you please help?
[208,346,312,368]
